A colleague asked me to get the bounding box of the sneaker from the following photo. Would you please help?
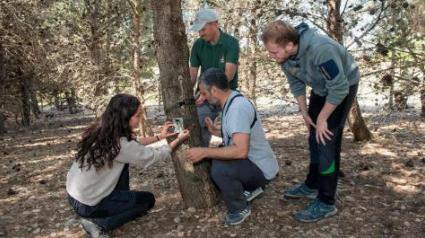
[224,205,252,226]
[284,183,318,199]
[80,218,112,238]
[243,187,264,202]
[295,199,338,222]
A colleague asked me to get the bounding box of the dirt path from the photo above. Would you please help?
[1,111,424,238]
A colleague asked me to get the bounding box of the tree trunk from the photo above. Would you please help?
[53,89,60,110]
[130,0,153,137]
[388,46,396,110]
[0,43,6,133]
[84,0,107,99]
[0,114,5,134]
[0,43,5,98]
[246,1,260,105]
[348,100,373,141]
[66,90,77,114]
[421,87,425,117]
[19,68,31,126]
[29,76,40,119]
[326,0,372,141]
[152,0,219,208]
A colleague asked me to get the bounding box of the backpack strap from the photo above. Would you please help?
[221,94,257,146]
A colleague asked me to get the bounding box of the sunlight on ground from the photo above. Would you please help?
[361,143,398,157]
[156,191,182,203]
[18,153,73,166]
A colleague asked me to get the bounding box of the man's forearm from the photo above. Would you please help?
[295,95,308,116]
[225,63,237,83]
[190,67,199,87]
[203,145,248,160]
[317,101,338,122]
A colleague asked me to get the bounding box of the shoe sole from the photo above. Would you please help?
[284,193,317,199]
[295,208,338,223]
[224,209,252,226]
[245,188,264,202]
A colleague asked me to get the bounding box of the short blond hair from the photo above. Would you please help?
[261,20,300,47]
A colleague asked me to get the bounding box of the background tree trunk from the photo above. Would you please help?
[326,0,372,141]
[245,1,261,105]
[29,74,40,119]
[0,44,6,133]
[129,0,153,137]
[66,90,77,114]
[348,100,372,140]
[19,67,31,126]
[152,0,219,208]
[421,87,425,117]
[52,89,60,110]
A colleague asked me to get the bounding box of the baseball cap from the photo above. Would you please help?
[189,8,219,32]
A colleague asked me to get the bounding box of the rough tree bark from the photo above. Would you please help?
[152,0,219,208]
[326,0,372,141]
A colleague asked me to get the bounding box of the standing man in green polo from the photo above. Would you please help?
[189,8,240,147]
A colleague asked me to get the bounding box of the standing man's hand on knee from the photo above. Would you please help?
[315,118,333,145]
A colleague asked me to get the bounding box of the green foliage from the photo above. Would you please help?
[1,0,424,127]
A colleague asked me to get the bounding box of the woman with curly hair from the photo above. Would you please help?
[66,94,190,238]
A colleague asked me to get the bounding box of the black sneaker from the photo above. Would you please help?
[224,204,252,226]
[79,218,112,238]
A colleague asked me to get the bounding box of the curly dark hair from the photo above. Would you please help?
[75,94,141,170]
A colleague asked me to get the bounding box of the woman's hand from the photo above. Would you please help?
[177,129,190,142]
[169,129,190,151]
[159,121,177,140]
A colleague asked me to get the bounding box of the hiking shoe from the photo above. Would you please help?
[224,205,251,226]
[284,183,318,199]
[295,199,338,222]
[80,218,112,238]
[243,187,264,202]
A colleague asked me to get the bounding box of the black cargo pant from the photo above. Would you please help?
[211,158,269,213]
[304,84,358,205]
[67,164,155,230]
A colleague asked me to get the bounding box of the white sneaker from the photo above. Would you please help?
[243,187,264,202]
[80,218,111,238]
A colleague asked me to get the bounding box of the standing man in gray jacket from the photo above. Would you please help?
[261,20,360,222]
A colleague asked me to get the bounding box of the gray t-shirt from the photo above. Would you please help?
[222,91,279,180]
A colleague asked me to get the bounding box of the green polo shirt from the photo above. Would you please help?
[190,29,239,90]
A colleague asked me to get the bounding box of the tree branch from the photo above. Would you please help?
[361,62,425,77]
[346,1,387,49]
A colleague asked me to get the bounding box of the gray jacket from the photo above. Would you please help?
[281,23,360,105]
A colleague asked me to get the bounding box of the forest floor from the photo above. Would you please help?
[1,106,425,238]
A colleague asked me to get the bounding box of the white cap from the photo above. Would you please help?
[189,8,219,32]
